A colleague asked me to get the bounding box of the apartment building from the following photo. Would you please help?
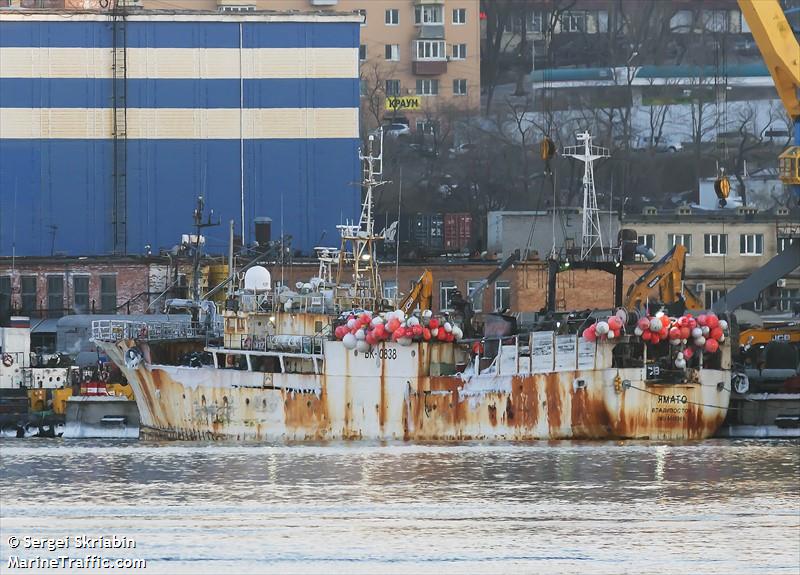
[5,0,482,131]
[624,206,800,312]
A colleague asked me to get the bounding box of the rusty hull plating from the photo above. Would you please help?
[97,337,731,441]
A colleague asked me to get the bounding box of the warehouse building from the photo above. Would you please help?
[0,10,361,256]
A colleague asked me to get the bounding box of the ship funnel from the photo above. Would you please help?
[244,266,271,292]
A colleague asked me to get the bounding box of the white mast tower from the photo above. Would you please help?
[336,131,385,309]
[563,131,610,260]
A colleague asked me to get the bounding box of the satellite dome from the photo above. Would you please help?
[244,266,271,292]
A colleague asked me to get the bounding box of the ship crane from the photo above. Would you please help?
[737,0,800,201]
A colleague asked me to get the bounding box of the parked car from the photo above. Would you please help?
[448,142,477,158]
[614,135,684,153]
[376,123,411,139]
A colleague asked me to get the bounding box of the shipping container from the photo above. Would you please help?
[0,11,361,256]
[444,213,472,252]
[411,213,444,250]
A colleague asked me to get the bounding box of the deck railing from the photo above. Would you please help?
[91,320,221,343]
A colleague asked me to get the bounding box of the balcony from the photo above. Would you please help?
[413,61,447,76]
[417,24,445,39]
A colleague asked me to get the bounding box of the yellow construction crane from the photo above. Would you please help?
[738,0,800,198]
[397,270,433,314]
[625,244,704,311]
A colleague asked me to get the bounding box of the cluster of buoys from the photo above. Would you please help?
[581,314,624,342]
[333,309,463,352]
[632,313,728,368]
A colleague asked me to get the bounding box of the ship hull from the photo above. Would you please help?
[98,339,731,441]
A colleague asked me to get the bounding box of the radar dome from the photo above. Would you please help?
[244,266,271,292]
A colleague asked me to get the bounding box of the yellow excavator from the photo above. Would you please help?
[624,244,704,312]
[397,270,433,314]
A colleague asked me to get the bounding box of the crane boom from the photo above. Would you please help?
[737,0,800,119]
[398,270,433,314]
[738,0,800,195]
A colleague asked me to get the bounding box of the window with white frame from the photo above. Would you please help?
[739,233,763,255]
[440,280,457,311]
[453,79,467,96]
[383,280,398,302]
[452,8,466,24]
[358,9,367,25]
[385,79,401,96]
[704,288,726,309]
[668,233,692,255]
[385,44,399,61]
[494,280,511,312]
[385,8,399,25]
[359,44,367,61]
[637,234,655,251]
[778,236,795,252]
[359,79,368,97]
[704,233,727,255]
[529,10,544,33]
[561,11,585,32]
[777,288,799,312]
[416,78,439,96]
[466,280,483,312]
[452,43,467,59]
[415,4,443,24]
[219,5,256,12]
[701,9,728,32]
[416,40,446,60]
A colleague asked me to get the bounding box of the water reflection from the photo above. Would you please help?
[1,439,798,575]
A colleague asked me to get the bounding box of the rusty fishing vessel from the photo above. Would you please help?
[91,133,732,441]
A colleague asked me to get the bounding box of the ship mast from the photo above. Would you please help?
[563,131,609,260]
[336,131,385,310]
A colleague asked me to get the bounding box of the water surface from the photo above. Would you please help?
[1,439,798,574]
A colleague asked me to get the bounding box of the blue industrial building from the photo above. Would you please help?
[0,11,361,256]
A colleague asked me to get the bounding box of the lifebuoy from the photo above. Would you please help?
[471,342,484,356]
[1,354,13,367]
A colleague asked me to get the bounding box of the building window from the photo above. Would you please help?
[383,280,398,302]
[637,234,655,251]
[385,44,400,61]
[740,233,764,255]
[778,237,795,252]
[20,276,37,316]
[359,44,367,61]
[416,79,439,96]
[777,288,799,312]
[415,4,443,25]
[440,280,457,312]
[385,8,399,25]
[73,276,89,314]
[704,233,727,255]
[705,288,726,309]
[452,8,466,24]
[360,79,368,97]
[494,280,511,312]
[358,9,367,25]
[561,11,586,33]
[416,40,446,60]
[452,43,467,60]
[385,79,401,96]
[100,275,117,314]
[47,276,64,318]
[668,233,692,255]
[219,5,256,12]
[466,280,483,312]
[453,79,467,96]
[0,276,11,312]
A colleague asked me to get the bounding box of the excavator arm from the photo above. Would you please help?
[398,270,433,314]
[625,244,703,311]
